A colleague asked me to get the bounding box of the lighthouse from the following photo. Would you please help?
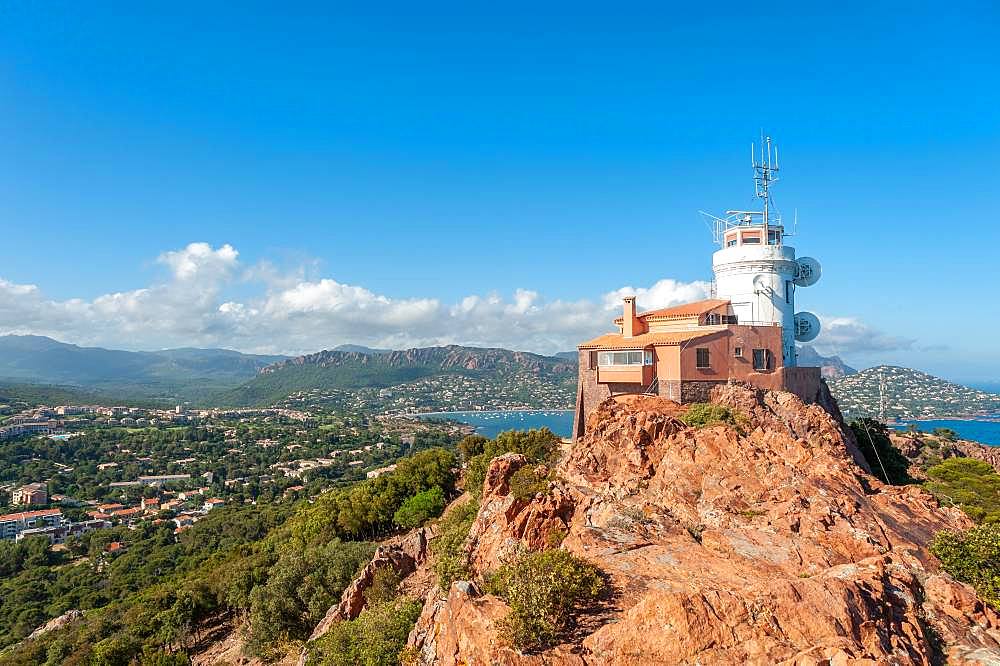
[571,136,824,440]
[709,136,821,367]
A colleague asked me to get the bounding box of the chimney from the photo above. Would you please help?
[623,297,638,338]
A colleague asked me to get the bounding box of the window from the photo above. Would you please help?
[726,238,737,247]
[588,351,598,370]
[768,230,781,245]
[695,348,710,369]
[752,348,773,371]
[644,350,653,366]
[597,350,645,366]
[742,235,761,244]
[734,346,743,358]
[784,280,792,304]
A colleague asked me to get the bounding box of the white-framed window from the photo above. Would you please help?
[597,350,647,366]
[734,346,743,358]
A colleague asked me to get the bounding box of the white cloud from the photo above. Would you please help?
[159,242,239,282]
[0,242,909,361]
[812,315,915,356]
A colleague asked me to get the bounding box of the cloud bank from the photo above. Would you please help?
[0,242,909,359]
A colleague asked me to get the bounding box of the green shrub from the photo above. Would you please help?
[247,540,375,658]
[307,597,422,666]
[457,434,488,459]
[508,465,551,500]
[932,427,958,442]
[849,418,915,485]
[432,499,479,589]
[465,429,559,497]
[680,403,745,431]
[931,523,1000,609]
[393,486,446,529]
[485,549,604,651]
[924,458,1000,523]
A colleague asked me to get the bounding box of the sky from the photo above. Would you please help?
[1,2,998,383]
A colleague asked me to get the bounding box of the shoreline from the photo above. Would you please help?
[407,408,574,417]
[892,415,1000,424]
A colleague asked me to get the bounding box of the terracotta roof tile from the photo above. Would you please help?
[578,329,720,349]
[0,508,62,522]
[613,299,730,323]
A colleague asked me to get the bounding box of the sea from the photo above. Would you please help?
[892,418,1000,447]
[417,410,575,439]
[418,409,1000,447]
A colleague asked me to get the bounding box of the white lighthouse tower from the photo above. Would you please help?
[708,136,821,367]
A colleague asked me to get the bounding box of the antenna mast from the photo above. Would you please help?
[878,369,887,423]
[752,133,780,235]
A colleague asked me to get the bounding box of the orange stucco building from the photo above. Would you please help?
[572,297,822,439]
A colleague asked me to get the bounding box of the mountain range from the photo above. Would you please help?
[217,345,577,407]
[0,335,284,402]
[5,335,994,420]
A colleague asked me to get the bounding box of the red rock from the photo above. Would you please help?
[408,384,1000,665]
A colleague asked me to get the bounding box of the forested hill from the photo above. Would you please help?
[216,345,577,407]
[0,335,285,402]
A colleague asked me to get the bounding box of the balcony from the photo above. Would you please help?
[597,365,653,385]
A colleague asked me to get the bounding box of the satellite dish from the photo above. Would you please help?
[793,311,821,342]
[794,257,822,287]
[752,274,769,294]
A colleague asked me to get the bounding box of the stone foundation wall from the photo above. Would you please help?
[780,366,823,404]
[680,380,727,403]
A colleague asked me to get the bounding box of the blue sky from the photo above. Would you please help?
[1,2,998,382]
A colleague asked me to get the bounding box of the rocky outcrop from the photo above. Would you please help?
[892,431,1000,476]
[308,528,430,643]
[28,609,83,640]
[409,385,1000,665]
[464,453,575,573]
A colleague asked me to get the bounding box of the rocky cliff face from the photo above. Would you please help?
[408,384,1000,665]
[892,431,1000,477]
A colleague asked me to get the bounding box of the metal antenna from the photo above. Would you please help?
[878,369,887,423]
[707,135,786,246]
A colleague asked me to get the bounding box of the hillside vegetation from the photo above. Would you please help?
[831,365,1000,419]
[217,345,576,407]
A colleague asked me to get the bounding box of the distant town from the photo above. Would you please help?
[0,399,464,545]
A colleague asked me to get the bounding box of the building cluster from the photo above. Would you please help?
[11,482,48,506]
[1,477,227,544]
[0,406,66,440]
[0,508,109,544]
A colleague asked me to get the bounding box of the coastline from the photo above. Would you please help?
[408,408,574,417]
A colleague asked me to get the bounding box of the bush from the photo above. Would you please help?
[932,427,958,442]
[680,403,745,431]
[465,429,559,497]
[307,582,422,666]
[931,523,1000,610]
[393,486,446,529]
[508,465,551,501]
[924,458,1000,524]
[457,434,488,459]
[432,499,479,589]
[849,418,915,485]
[485,549,604,651]
[247,540,375,658]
